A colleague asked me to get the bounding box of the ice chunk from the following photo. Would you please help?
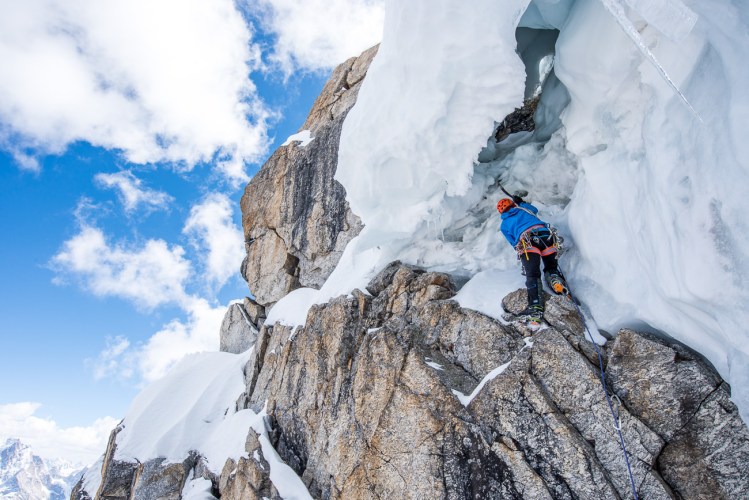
[623,0,698,41]
[598,0,701,120]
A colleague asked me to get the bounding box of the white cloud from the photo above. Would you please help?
[94,170,174,213]
[54,195,244,384]
[0,0,270,183]
[88,297,226,383]
[183,193,246,289]
[135,297,226,382]
[0,402,118,465]
[89,336,133,380]
[51,226,191,309]
[249,0,384,72]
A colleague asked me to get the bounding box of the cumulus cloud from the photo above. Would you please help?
[0,0,269,182]
[89,336,133,380]
[183,193,246,289]
[0,402,118,465]
[51,226,191,309]
[87,298,226,383]
[248,0,384,72]
[94,171,174,214]
[135,297,226,382]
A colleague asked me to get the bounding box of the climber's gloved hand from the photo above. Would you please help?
[512,195,524,204]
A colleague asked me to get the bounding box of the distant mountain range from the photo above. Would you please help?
[0,439,84,500]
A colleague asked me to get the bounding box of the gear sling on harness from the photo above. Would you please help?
[512,204,563,260]
[517,224,558,259]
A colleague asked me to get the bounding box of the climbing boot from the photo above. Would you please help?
[518,304,544,324]
[546,272,569,296]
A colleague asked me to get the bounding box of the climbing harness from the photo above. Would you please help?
[565,282,640,500]
[514,223,563,263]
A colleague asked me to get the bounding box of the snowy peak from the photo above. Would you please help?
[0,438,82,500]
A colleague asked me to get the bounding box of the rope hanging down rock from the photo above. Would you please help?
[499,182,638,497]
[566,285,640,500]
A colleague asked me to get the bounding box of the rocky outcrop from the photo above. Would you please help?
[219,429,280,500]
[227,261,749,499]
[80,261,749,499]
[239,45,377,306]
[90,424,138,500]
[607,329,749,498]
[494,96,539,143]
[129,455,197,500]
[71,427,217,500]
[219,299,263,354]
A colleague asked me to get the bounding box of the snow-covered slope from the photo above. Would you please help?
[0,439,82,500]
[77,351,311,499]
[271,0,749,420]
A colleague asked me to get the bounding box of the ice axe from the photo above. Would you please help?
[497,179,528,200]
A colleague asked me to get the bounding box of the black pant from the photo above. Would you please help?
[519,229,558,308]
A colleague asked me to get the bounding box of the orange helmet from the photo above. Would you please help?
[496,198,515,213]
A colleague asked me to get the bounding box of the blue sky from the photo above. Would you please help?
[0,0,383,464]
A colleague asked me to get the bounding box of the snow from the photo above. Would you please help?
[281,130,314,147]
[622,0,697,42]
[453,362,511,407]
[255,430,312,500]
[424,358,444,371]
[114,351,252,468]
[337,0,530,237]
[454,269,525,321]
[264,287,319,327]
[181,474,214,500]
[77,349,313,498]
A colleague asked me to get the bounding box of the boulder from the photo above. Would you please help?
[606,328,721,441]
[658,384,749,498]
[219,302,259,354]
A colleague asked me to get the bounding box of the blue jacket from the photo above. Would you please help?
[500,202,547,247]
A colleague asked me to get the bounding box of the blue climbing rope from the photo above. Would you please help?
[566,290,640,500]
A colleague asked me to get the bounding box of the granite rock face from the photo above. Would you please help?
[239,45,377,306]
[225,261,749,499]
[77,262,749,499]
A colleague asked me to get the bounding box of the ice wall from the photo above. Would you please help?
[554,0,749,416]
[331,0,749,418]
[337,0,531,240]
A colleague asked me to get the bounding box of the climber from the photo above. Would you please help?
[497,195,568,323]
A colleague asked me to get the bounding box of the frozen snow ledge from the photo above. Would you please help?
[281,129,314,147]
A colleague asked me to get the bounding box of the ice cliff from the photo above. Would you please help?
[74,0,749,498]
